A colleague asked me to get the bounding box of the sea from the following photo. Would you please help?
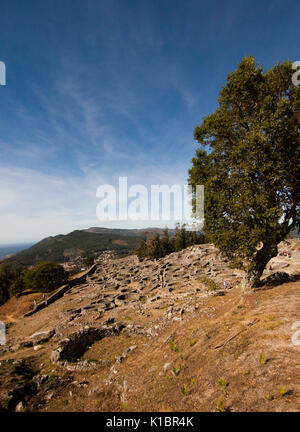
[0,243,33,259]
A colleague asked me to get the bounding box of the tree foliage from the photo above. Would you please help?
[23,262,68,293]
[188,57,300,286]
[0,260,69,305]
[0,263,25,305]
[135,225,205,260]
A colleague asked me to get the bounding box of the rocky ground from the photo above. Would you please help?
[0,239,299,412]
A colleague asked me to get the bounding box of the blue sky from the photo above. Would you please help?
[0,0,299,243]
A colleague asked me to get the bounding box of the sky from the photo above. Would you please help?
[0,0,299,244]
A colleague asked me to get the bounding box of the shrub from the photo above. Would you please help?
[279,386,287,397]
[24,261,68,293]
[218,378,228,394]
[216,398,225,412]
[0,263,25,304]
[198,276,218,291]
[259,353,266,365]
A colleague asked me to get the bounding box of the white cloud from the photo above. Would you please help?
[0,159,195,244]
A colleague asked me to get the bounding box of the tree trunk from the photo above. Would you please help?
[246,242,279,288]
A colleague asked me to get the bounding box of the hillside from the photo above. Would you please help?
[84,227,176,236]
[0,239,299,412]
[4,229,143,266]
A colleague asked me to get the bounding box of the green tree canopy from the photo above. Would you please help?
[134,226,204,260]
[0,263,25,305]
[188,57,300,287]
[24,261,68,293]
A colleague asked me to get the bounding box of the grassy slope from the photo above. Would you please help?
[1,281,299,412]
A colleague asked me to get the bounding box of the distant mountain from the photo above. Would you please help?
[84,227,176,236]
[0,243,33,260]
[4,228,172,266]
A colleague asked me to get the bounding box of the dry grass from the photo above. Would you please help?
[1,243,300,412]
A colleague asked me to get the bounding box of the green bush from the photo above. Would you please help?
[198,275,218,291]
[0,263,25,305]
[24,261,68,293]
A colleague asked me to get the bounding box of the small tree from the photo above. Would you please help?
[24,261,68,293]
[174,223,188,251]
[189,57,300,287]
[146,231,162,260]
[161,227,174,256]
[174,224,182,252]
[135,237,147,260]
[0,263,25,304]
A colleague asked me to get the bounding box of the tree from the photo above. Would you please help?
[24,261,68,293]
[188,57,300,287]
[0,263,25,305]
[174,224,182,252]
[174,223,188,251]
[146,231,162,260]
[161,227,174,256]
[9,276,25,297]
[135,237,147,260]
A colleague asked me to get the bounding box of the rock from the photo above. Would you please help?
[15,401,24,412]
[124,345,137,354]
[33,345,42,351]
[88,386,99,396]
[33,375,49,387]
[11,344,21,352]
[163,362,172,372]
[30,329,55,345]
[115,355,124,364]
[164,334,174,344]
[51,348,63,363]
[45,391,54,401]
[71,380,89,388]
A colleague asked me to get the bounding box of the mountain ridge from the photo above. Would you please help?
[1,227,175,266]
